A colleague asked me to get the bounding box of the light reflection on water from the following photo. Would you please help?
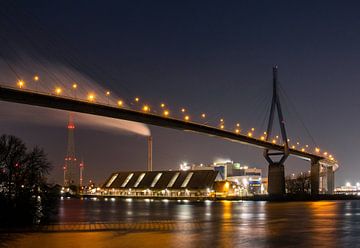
[3,199,360,247]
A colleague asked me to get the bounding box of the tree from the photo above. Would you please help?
[285,173,311,195]
[0,134,57,226]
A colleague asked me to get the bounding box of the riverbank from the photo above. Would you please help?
[79,194,360,202]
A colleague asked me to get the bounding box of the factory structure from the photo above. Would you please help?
[94,161,266,198]
[63,113,85,188]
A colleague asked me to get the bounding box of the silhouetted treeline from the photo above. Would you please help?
[285,173,311,195]
[0,134,59,227]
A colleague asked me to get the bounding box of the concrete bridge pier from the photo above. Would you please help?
[311,160,320,196]
[326,166,334,194]
[268,163,285,196]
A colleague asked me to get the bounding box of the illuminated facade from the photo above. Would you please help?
[191,161,264,195]
[101,170,218,197]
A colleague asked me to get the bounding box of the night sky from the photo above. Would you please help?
[0,1,359,186]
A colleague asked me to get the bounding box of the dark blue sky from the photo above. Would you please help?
[1,1,359,186]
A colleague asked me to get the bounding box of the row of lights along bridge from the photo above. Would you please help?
[14,76,335,161]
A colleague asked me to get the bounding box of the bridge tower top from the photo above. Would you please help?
[263,66,289,165]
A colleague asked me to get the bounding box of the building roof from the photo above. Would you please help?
[103,170,218,190]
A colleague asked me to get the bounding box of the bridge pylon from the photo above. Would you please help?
[264,66,289,197]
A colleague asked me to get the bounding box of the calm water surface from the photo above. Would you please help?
[2,198,360,247]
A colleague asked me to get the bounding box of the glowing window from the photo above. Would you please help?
[106,173,118,187]
[121,173,134,187]
[181,172,194,188]
[134,173,146,188]
[167,172,180,188]
[151,173,162,187]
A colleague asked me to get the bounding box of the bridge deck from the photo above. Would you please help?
[0,86,335,165]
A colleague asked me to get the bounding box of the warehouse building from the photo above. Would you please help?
[101,170,219,197]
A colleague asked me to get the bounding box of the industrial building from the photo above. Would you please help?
[101,170,219,197]
[191,161,265,195]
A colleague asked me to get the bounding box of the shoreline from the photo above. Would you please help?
[78,194,360,202]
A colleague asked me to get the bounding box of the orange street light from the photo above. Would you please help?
[142,105,150,112]
[87,93,95,102]
[17,80,25,88]
[55,87,62,95]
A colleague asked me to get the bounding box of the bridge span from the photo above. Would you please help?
[0,85,338,195]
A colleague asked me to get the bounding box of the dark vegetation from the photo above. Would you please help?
[0,135,59,227]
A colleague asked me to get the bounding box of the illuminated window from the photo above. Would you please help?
[151,173,162,187]
[121,173,134,187]
[106,173,118,187]
[167,172,180,188]
[181,172,194,188]
[134,173,146,188]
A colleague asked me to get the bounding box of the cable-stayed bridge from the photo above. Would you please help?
[0,67,338,196]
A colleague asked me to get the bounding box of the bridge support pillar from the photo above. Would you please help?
[268,163,285,196]
[311,161,320,196]
[326,166,334,194]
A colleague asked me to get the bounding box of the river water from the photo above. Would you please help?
[1,198,360,247]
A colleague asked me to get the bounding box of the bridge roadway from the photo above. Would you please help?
[0,85,336,166]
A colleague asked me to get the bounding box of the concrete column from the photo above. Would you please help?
[311,161,320,196]
[326,166,334,194]
[147,136,153,171]
[268,163,285,196]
